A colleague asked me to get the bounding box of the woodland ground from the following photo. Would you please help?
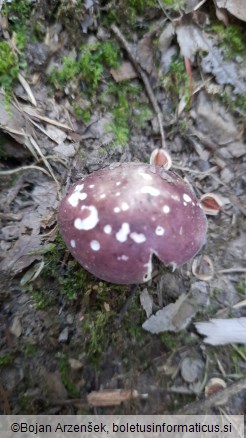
[0,0,245,415]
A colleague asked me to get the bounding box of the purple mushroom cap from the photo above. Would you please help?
[58,162,207,284]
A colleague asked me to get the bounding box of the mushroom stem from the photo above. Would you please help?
[115,284,139,327]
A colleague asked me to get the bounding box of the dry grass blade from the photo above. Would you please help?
[24,107,73,131]
[29,136,59,186]
[0,165,51,177]
[17,73,37,106]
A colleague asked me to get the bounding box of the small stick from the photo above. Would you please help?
[218,268,246,274]
[111,24,166,150]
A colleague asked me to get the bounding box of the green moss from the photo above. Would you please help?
[57,353,80,398]
[160,332,177,350]
[2,0,31,50]
[58,262,87,301]
[236,282,245,295]
[105,81,144,145]
[30,288,55,310]
[103,0,157,26]
[0,353,15,367]
[162,54,190,109]
[24,341,38,357]
[211,24,246,59]
[2,0,32,21]
[0,41,19,100]
[19,394,36,414]
[83,310,114,365]
[220,92,246,118]
[73,106,91,123]
[49,41,120,94]
[161,0,185,8]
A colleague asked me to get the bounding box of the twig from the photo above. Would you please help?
[218,268,246,274]
[0,165,51,177]
[111,24,166,149]
[177,378,246,414]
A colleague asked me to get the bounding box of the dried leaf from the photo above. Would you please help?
[110,62,137,82]
[176,24,246,94]
[0,93,33,146]
[215,0,246,22]
[195,318,246,345]
[18,72,37,106]
[0,235,42,274]
[142,294,195,334]
[137,33,153,74]
[45,124,67,144]
[140,288,153,318]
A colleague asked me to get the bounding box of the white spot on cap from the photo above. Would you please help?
[141,186,160,197]
[90,240,100,251]
[116,223,130,242]
[115,192,121,196]
[117,255,129,261]
[114,207,121,213]
[74,205,99,230]
[155,226,165,236]
[183,202,187,206]
[104,225,112,234]
[171,194,180,201]
[75,184,84,192]
[138,170,152,181]
[116,181,121,186]
[183,193,192,202]
[68,191,88,207]
[121,202,129,211]
[179,226,183,235]
[130,232,146,243]
[100,193,106,199]
[89,184,95,188]
[163,205,170,214]
[70,239,76,248]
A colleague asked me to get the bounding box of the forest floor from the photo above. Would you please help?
[0,0,245,415]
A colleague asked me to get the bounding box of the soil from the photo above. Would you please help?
[0,0,245,416]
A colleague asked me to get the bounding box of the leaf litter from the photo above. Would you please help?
[0,0,246,415]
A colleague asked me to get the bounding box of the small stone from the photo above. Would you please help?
[58,327,69,343]
[66,314,74,325]
[221,167,233,184]
[10,317,22,337]
[181,357,204,383]
[69,358,83,370]
[227,142,246,158]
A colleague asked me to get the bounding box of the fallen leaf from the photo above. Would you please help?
[110,62,137,82]
[181,357,204,383]
[142,294,194,334]
[137,32,153,74]
[176,24,246,94]
[0,235,42,274]
[195,318,246,344]
[140,288,153,318]
[215,0,246,22]
[45,124,67,144]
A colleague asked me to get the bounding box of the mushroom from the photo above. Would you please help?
[58,162,207,284]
